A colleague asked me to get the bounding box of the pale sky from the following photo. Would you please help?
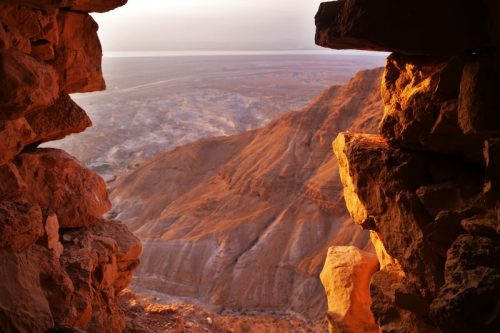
[93,0,326,51]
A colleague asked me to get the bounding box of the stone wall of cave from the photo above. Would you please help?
[0,1,141,332]
[317,0,500,332]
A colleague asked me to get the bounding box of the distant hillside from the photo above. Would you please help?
[110,68,384,321]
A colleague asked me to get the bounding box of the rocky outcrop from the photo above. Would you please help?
[320,246,378,333]
[110,68,385,322]
[119,290,326,333]
[0,1,141,332]
[315,0,489,56]
[317,0,500,332]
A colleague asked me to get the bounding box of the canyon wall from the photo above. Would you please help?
[0,1,141,332]
[316,0,500,332]
[111,68,384,321]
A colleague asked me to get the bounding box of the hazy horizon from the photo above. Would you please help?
[93,0,329,52]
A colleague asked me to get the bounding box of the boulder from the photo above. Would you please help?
[54,10,105,94]
[60,220,141,332]
[13,149,111,228]
[0,3,59,57]
[320,246,378,333]
[0,117,35,165]
[458,53,500,137]
[430,235,500,332]
[25,94,92,145]
[0,200,44,252]
[333,132,485,320]
[0,50,59,119]
[416,183,464,217]
[0,162,27,199]
[380,53,482,161]
[0,246,56,333]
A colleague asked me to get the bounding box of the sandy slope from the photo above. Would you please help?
[110,68,384,322]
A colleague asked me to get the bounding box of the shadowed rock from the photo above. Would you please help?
[315,0,489,56]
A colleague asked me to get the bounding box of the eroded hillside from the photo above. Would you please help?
[110,68,384,322]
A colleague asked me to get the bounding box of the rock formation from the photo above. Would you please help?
[0,1,141,332]
[320,246,378,333]
[317,0,500,332]
[110,68,385,321]
[120,290,327,333]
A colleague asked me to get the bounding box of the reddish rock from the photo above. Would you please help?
[40,213,64,258]
[0,117,35,165]
[0,243,75,333]
[0,218,140,333]
[458,53,500,137]
[416,183,464,217]
[484,138,500,196]
[0,200,44,252]
[0,3,59,57]
[333,132,487,328]
[461,215,499,237]
[25,94,92,145]
[0,50,59,119]
[369,232,434,332]
[13,149,111,228]
[0,1,140,332]
[87,220,142,292]
[1,0,128,13]
[63,0,128,13]
[0,246,56,333]
[0,162,27,199]
[380,53,482,161]
[430,235,500,332]
[321,1,500,332]
[54,10,105,94]
[60,220,141,332]
[320,246,379,333]
[0,16,9,51]
[315,0,489,56]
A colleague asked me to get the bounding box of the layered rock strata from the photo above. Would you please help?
[110,68,385,321]
[316,0,500,332]
[0,1,141,332]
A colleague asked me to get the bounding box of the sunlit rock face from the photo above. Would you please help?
[318,0,500,332]
[111,68,385,321]
[320,246,378,333]
[0,1,141,332]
